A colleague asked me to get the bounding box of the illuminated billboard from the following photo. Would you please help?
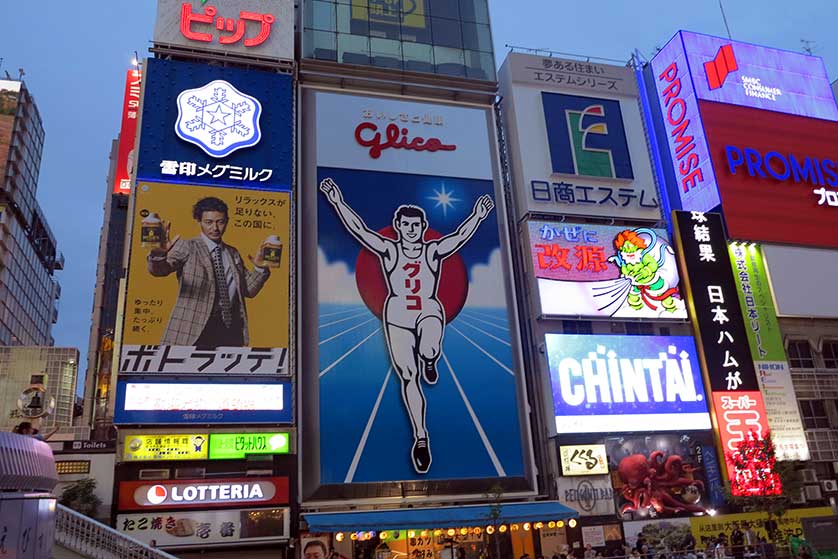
[119,181,289,376]
[114,380,292,424]
[208,432,290,460]
[545,334,711,434]
[136,58,292,191]
[123,433,209,461]
[499,52,661,221]
[118,477,289,511]
[527,221,686,319]
[305,90,530,496]
[113,70,142,194]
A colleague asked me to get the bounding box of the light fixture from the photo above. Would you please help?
[548,521,556,529]
[408,530,416,538]
[460,528,468,536]
[511,524,519,531]
[568,519,577,528]
[434,529,442,537]
[556,521,565,528]
[420,530,428,537]
[380,532,388,539]
[486,526,495,534]
[350,533,358,541]
[523,523,531,531]
[473,527,482,535]
[499,525,508,533]
[708,508,717,516]
[447,528,456,537]
[336,533,344,542]
[534,522,544,530]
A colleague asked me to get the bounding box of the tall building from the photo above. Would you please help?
[0,346,79,431]
[0,79,63,346]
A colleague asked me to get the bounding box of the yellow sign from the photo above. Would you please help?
[121,182,290,375]
[123,434,209,461]
[690,507,832,546]
[355,0,427,30]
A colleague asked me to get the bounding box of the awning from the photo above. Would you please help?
[303,501,578,532]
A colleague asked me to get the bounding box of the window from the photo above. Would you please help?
[823,341,838,369]
[800,400,830,429]
[625,322,654,336]
[563,320,592,335]
[788,340,815,368]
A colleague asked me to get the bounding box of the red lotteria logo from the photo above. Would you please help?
[146,485,167,505]
[704,44,738,90]
[354,122,457,159]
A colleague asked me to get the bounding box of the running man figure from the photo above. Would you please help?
[320,177,495,474]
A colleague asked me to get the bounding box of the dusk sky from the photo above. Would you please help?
[1,1,836,394]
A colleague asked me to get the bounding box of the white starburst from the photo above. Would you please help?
[427,185,461,217]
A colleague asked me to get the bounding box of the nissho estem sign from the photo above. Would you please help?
[209,432,290,459]
[546,333,711,434]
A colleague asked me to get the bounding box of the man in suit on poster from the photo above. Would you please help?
[147,196,272,347]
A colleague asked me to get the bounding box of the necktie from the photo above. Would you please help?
[211,245,233,328]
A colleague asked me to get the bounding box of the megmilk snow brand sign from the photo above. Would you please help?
[528,221,686,319]
[546,334,711,434]
[311,91,527,489]
[154,0,294,62]
[118,477,289,511]
[136,58,292,190]
[498,53,660,221]
[113,69,142,194]
[559,444,609,476]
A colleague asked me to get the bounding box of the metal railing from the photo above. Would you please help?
[54,504,179,559]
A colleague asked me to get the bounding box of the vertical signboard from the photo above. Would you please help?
[729,243,809,460]
[498,53,661,221]
[0,80,21,183]
[310,91,527,492]
[672,211,770,493]
[113,69,142,194]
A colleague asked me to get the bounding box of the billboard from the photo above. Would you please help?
[700,100,838,248]
[527,221,687,319]
[559,444,608,476]
[113,69,142,194]
[499,52,661,221]
[136,58,292,191]
[763,244,838,318]
[0,80,21,184]
[208,432,290,459]
[309,91,527,489]
[123,433,209,461]
[605,433,716,518]
[118,477,289,511]
[117,506,291,548]
[729,243,809,460]
[114,380,293,424]
[353,0,428,38]
[545,334,711,434]
[555,475,615,517]
[119,181,289,376]
[153,0,294,62]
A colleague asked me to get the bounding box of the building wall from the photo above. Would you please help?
[0,346,79,430]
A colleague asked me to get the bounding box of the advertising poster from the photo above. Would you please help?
[113,69,142,194]
[354,0,428,39]
[546,334,711,434]
[499,52,661,221]
[114,379,293,424]
[0,80,21,182]
[312,91,526,487]
[559,444,609,476]
[136,58,292,191]
[120,181,289,375]
[154,0,295,62]
[528,221,686,319]
[122,433,208,461]
[605,433,712,519]
[556,475,615,517]
[689,507,833,547]
[729,243,809,460]
[117,506,291,548]
[622,518,692,550]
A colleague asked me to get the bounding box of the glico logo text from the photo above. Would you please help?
[541,92,633,180]
[354,122,457,160]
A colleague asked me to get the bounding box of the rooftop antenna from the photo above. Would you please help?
[17,67,25,81]
[0,58,3,74]
[719,0,732,40]
[801,39,817,55]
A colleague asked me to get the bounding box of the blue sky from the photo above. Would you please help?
[0,1,836,395]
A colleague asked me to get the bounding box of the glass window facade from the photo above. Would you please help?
[303,0,496,80]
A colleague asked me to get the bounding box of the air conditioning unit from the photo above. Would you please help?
[822,480,838,492]
[805,485,823,501]
[138,469,170,480]
[802,469,818,483]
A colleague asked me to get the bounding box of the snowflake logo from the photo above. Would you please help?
[174,80,262,158]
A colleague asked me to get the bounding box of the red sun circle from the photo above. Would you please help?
[355,226,469,324]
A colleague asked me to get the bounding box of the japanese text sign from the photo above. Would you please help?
[559,444,609,476]
[528,221,687,319]
[117,507,290,548]
[114,380,293,424]
[114,69,142,194]
[546,333,711,434]
[672,211,757,392]
[137,58,292,191]
[154,0,293,62]
[209,432,290,460]
[122,433,209,461]
[498,52,661,221]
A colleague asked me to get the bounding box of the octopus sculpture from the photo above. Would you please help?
[617,451,706,515]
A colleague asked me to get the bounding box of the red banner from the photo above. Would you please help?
[113,69,142,194]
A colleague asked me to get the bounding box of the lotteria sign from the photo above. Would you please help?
[546,334,711,434]
[118,477,289,511]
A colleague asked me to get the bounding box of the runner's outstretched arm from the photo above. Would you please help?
[320,178,390,255]
[435,194,494,258]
